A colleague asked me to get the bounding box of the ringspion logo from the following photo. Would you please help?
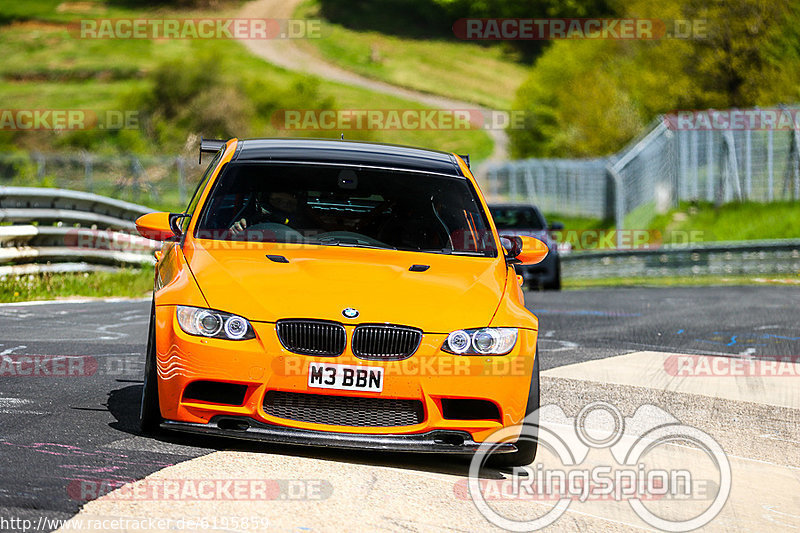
[467,402,730,531]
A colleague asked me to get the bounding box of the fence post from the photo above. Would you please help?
[83,153,93,192]
[607,163,624,247]
[767,129,774,201]
[791,115,800,200]
[679,130,688,202]
[510,164,519,201]
[490,165,500,200]
[690,130,699,198]
[706,126,714,202]
[33,152,45,182]
[722,130,741,201]
[537,165,548,213]
[523,166,535,207]
[744,129,752,200]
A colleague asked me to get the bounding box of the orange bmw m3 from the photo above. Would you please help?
[135,138,548,466]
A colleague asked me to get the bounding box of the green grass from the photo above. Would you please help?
[649,201,800,242]
[295,0,529,110]
[563,273,800,289]
[0,1,493,159]
[0,266,154,303]
[544,201,800,251]
[543,213,612,231]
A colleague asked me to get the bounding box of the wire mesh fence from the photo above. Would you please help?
[486,107,800,242]
[0,152,206,210]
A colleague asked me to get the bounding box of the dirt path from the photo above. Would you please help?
[237,0,508,165]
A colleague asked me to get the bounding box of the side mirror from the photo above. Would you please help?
[548,221,564,231]
[503,235,548,265]
[135,212,187,241]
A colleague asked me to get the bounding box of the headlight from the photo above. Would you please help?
[442,328,517,355]
[176,306,255,340]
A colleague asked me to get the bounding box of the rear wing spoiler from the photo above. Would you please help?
[458,154,470,169]
[199,138,227,164]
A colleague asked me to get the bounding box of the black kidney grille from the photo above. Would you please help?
[352,324,422,360]
[276,320,346,356]
[263,391,424,427]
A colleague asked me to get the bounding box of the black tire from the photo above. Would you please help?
[488,348,540,468]
[544,259,561,291]
[139,300,162,435]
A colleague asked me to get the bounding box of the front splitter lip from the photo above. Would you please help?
[162,416,517,455]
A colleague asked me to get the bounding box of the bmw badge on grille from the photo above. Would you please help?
[342,307,359,319]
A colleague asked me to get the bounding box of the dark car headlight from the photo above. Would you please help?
[176,306,255,340]
[442,328,517,355]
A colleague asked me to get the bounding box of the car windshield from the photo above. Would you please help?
[195,162,497,256]
[489,206,545,230]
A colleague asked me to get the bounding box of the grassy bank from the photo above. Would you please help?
[0,267,154,303]
[648,201,800,242]
[295,0,529,110]
[0,1,493,160]
[544,201,800,251]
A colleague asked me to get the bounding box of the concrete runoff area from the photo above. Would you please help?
[56,350,800,532]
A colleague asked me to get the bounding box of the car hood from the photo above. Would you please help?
[184,241,508,332]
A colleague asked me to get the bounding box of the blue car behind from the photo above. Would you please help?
[489,204,562,290]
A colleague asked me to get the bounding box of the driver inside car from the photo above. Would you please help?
[229,190,307,236]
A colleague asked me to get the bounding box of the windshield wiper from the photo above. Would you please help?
[311,238,396,250]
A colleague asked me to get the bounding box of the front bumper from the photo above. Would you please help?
[153,304,538,445]
[162,416,517,454]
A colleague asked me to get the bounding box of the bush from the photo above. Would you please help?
[111,53,336,152]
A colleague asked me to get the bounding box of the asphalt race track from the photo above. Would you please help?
[0,286,798,532]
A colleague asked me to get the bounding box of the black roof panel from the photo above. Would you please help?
[234,138,461,176]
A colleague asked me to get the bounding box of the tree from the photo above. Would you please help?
[510,0,800,157]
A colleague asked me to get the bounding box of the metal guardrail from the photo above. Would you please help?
[0,187,158,275]
[2,186,797,280]
[561,239,800,279]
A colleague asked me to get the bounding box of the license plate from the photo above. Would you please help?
[307,362,383,392]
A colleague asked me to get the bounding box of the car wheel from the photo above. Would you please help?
[488,347,540,468]
[139,300,162,434]
[544,260,561,291]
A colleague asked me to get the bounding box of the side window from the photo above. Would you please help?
[182,149,224,233]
